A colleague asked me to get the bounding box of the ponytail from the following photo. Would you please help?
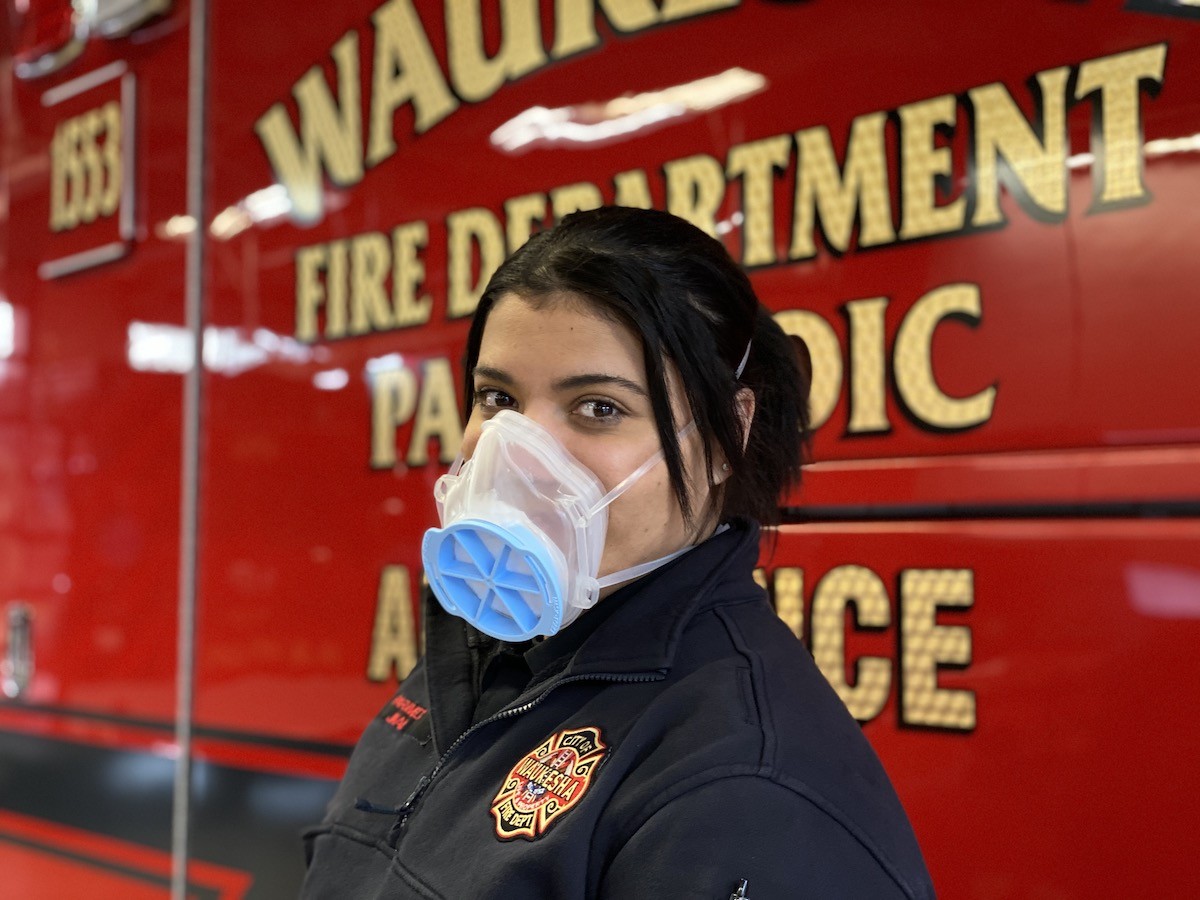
[723,308,812,525]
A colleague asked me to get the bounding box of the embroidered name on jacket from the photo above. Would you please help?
[490,726,609,841]
[382,694,428,733]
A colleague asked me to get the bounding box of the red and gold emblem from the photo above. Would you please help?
[490,726,609,841]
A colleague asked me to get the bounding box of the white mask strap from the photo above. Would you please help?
[595,542,695,589]
[586,420,699,518]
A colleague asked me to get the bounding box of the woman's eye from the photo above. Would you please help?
[577,399,621,421]
[475,388,517,410]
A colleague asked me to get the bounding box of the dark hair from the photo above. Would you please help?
[463,206,811,526]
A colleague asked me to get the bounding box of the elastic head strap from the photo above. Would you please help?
[595,542,694,588]
[586,420,699,518]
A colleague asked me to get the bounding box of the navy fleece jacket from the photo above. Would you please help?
[300,520,936,899]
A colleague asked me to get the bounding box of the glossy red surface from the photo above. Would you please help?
[767,520,1200,899]
[2,0,1199,896]
[797,444,1200,509]
[192,0,1200,747]
[1,1,190,722]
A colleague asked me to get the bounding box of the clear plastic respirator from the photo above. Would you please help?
[421,409,697,641]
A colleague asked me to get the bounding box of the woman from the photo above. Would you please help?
[301,207,935,899]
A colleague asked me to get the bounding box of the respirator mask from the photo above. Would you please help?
[421,410,697,641]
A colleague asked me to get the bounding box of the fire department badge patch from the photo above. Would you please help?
[490,726,609,841]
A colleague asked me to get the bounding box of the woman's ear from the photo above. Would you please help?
[735,386,756,452]
[712,387,756,484]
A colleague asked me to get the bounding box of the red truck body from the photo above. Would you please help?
[2,0,1199,896]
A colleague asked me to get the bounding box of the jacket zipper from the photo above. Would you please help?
[384,670,664,847]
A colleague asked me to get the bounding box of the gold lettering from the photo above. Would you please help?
[350,232,396,335]
[367,565,419,681]
[898,94,966,240]
[79,108,104,224]
[894,283,995,430]
[368,0,459,165]
[447,207,505,319]
[371,365,418,468]
[99,101,122,217]
[254,31,363,223]
[408,357,464,466]
[392,221,432,327]
[969,67,1069,227]
[900,568,975,730]
[587,0,659,32]
[446,0,548,103]
[326,239,350,339]
[295,244,328,343]
[726,134,790,266]
[792,113,895,259]
[661,0,738,18]
[60,118,85,230]
[845,297,889,434]
[65,118,86,227]
[49,123,70,231]
[665,153,726,237]
[1075,43,1167,209]
[810,565,892,723]
[550,181,604,220]
[613,168,653,209]
[550,0,602,58]
[772,310,841,431]
[48,103,123,232]
[552,0,737,59]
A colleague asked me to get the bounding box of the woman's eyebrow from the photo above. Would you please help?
[473,366,648,398]
[471,365,514,385]
[552,373,648,398]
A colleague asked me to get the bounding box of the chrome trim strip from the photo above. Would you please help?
[172,0,209,894]
[120,72,136,240]
[37,240,128,279]
[40,59,127,107]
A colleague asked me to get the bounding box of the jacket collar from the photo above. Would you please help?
[421,518,763,753]
[561,517,763,676]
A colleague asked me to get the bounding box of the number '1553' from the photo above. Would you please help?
[50,101,122,232]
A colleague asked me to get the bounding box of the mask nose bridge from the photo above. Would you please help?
[476,401,573,455]
[459,406,562,461]
[517,403,577,449]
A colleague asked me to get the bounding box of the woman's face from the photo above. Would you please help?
[462,292,717,592]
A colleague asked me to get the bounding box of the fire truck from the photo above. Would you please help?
[2,0,1198,896]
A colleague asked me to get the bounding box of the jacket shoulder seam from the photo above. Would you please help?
[712,604,777,768]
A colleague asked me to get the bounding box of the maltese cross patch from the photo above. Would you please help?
[490,726,609,841]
